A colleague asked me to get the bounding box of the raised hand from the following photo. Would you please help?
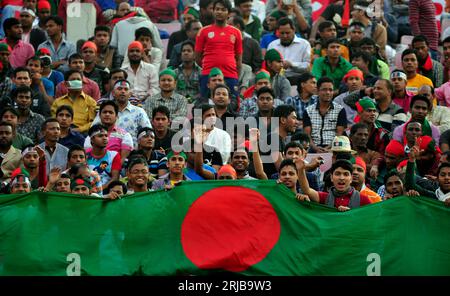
[48,167,62,184]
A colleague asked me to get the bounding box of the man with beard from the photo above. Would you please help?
[296,158,372,211]
[80,41,109,96]
[211,84,235,133]
[0,121,21,182]
[12,145,47,189]
[122,41,159,104]
[195,0,243,99]
[126,157,151,194]
[167,7,200,60]
[351,157,382,203]
[411,35,443,88]
[401,49,433,95]
[303,77,347,153]
[393,95,440,144]
[334,69,365,125]
[136,127,167,178]
[0,107,33,151]
[267,17,310,84]
[199,0,215,27]
[151,150,192,190]
[86,124,121,189]
[1,18,34,68]
[51,70,97,134]
[38,118,68,173]
[143,68,188,122]
[12,85,45,143]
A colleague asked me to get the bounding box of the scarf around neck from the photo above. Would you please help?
[435,187,450,202]
[331,186,353,197]
[420,54,433,72]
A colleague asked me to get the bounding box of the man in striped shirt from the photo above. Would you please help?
[409,0,440,60]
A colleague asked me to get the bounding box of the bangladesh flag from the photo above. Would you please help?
[0,180,449,276]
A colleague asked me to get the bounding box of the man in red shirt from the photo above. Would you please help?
[296,158,372,211]
[195,0,242,100]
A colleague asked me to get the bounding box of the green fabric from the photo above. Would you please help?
[255,70,270,82]
[311,56,354,89]
[159,68,177,80]
[12,134,33,151]
[185,7,199,19]
[208,67,223,78]
[0,43,9,52]
[1,180,450,275]
[358,98,376,110]
[244,15,263,41]
[270,10,287,20]
[265,49,282,62]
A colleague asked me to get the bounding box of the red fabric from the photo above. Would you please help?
[318,191,372,207]
[343,68,364,82]
[342,0,350,27]
[421,54,433,71]
[355,157,366,172]
[111,152,122,172]
[110,11,138,26]
[243,85,256,99]
[195,25,243,79]
[181,187,280,272]
[37,0,51,10]
[217,165,237,178]
[38,158,47,187]
[385,140,405,157]
[128,41,144,52]
[81,41,97,52]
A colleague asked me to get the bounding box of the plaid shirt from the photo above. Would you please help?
[303,102,347,147]
[285,95,318,120]
[143,92,188,122]
[174,63,202,103]
[17,111,46,143]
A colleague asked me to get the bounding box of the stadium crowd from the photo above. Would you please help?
[1,0,450,210]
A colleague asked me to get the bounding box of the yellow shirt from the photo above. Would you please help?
[406,74,433,95]
[51,92,98,133]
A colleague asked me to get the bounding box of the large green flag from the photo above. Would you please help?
[0,180,449,276]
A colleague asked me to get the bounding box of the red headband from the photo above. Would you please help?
[343,69,364,82]
[81,41,97,52]
[128,41,143,52]
[354,156,366,172]
[385,140,405,157]
[218,165,237,178]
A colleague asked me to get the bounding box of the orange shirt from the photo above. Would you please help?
[361,185,382,203]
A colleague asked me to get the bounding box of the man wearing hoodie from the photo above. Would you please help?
[110,10,162,57]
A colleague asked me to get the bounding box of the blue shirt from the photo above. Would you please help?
[59,129,85,149]
[96,0,134,10]
[32,77,54,97]
[47,70,64,90]
[37,39,77,67]
[184,165,217,181]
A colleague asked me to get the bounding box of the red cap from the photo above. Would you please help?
[81,41,97,52]
[354,156,366,172]
[37,48,51,56]
[343,68,364,82]
[128,41,144,52]
[37,0,51,11]
[218,165,237,179]
[386,140,405,157]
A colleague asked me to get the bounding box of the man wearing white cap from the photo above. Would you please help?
[19,7,46,51]
[391,69,414,114]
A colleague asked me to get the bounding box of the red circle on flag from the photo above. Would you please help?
[181,186,281,272]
